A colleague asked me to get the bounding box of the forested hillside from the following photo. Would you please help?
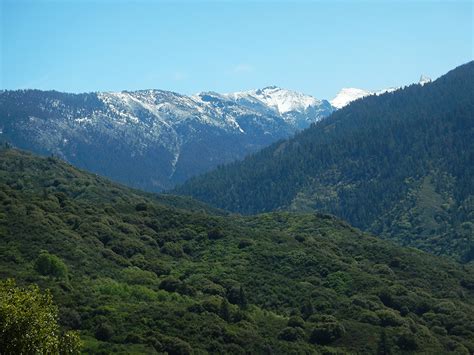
[1,149,474,353]
[174,61,474,261]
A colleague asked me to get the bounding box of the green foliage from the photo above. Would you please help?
[208,227,225,240]
[395,328,418,350]
[220,298,231,322]
[0,149,473,353]
[95,323,114,341]
[0,279,81,354]
[227,285,247,308]
[174,61,474,261]
[34,251,68,279]
[278,326,305,341]
[309,318,345,345]
[288,315,305,328]
[160,335,193,355]
[161,242,184,258]
[324,271,352,295]
[375,310,405,327]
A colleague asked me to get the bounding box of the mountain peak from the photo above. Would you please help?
[419,75,432,86]
[228,86,323,115]
[330,88,372,109]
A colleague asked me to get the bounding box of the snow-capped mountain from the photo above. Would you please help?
[194,86,334,130]
[233,86,320,114]
[0,87,333,191]
[0,75,428,191]
[330,74,431,109]
[330,87,398,109]
[330,88,372,109]
[222,86,333,129]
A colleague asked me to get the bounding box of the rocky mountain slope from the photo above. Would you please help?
[0,87,333,191]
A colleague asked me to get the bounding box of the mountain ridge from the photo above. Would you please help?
[0,72,433,192]
[0,86,333,191]
[173,61,473,261]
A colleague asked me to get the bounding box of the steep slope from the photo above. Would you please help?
[0,87,332,192]
[174,62,474,261]
[1,148,474,353]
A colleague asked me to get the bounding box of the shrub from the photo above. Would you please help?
[159,277,183,293]
[376,309,404,327]
[95,323,114,341]
[124,332,144,344]
[34,251,68,279]
[372,264,394,276]
[110,239,144,258]
[101,248,130,267]
[179,228,197,240]
[294,235,306,243]
[288,316,305,328]
[309,320,345,345]
[135,202,148,211]
[351,295,381,311]
[227,286,247,308]
[147,259,171,276]
[161,242,184,258]
[121,266,158,285]
[208,228,225,240]
[220,298,231,321]
[59,308,82,330]
[324,271,352,295]
[357,310,380,325]
[202,296,222,314]
[201,281,226,297]
[238,239,253,249]
[431,326,447,336]
[161,336,193,355]
[278,327,305,341]
[301,299,315,320]
[396,329,418,350]
[433,301,457,314]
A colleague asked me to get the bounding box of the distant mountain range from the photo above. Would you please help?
[174,62,472,261]
[0,75,429,191]
[0,87,333,191]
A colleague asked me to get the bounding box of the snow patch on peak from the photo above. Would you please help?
[331,87,399,109]
[330,88,372,109]
[419,75,432,86]
[224,86,322,114]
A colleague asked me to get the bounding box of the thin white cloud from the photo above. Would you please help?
[233,64,254,73]
[173,71,187,81]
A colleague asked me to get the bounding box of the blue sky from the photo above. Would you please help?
[1,0,472,99]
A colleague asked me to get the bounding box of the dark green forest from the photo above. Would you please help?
[1,149,474,353]
[174,61,474,262]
